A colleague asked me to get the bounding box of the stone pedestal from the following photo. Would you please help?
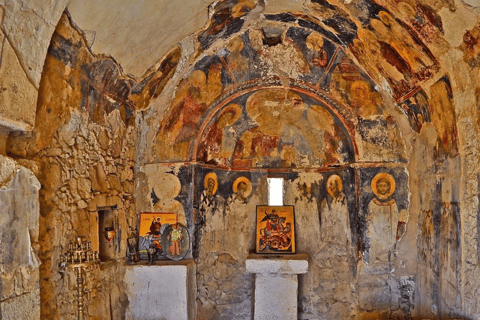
[246,254,309,320]
[124,260,196,320]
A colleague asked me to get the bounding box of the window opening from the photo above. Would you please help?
[268,177,284,206]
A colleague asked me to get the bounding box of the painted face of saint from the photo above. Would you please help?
[376,179,390,196]
[270,210,278,223]
[328,179,339,197]
[237,181,247,198]
[207,178,215,195]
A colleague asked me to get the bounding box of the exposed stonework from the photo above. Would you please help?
[3,12,178,319]
[0,0,70,87]
[0,30,37,130]
[0,156,41,319]
[3,0,480,319]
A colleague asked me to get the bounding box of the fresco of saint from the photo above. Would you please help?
[199,172,224,228]
[197,172,224,257]
[320,174,351,247]
[366,172,408,263]
[224,177,253,256]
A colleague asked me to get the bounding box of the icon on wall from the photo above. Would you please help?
[256,205,295,254]
[161,223,190,261]
[138,212,177,262]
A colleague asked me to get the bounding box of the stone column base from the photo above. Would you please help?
[246,253,309,320]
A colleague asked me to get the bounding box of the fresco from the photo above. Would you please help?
[359,167,410,265]
[462,22,480,68]
[143,163,195,261]
[429,76,459,160]
[393,2,445,42]
[191,166,368,318]
[197,88,354,168]
[197,0,255,51]
[397,89,432,133]
[156,62,225,161]
[329,59,383,118]
[154,14,430,164]
[320,174,351,246]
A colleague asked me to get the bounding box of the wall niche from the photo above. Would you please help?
[97,205,119,262]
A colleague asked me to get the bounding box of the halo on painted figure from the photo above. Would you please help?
[233,176,252,198]
[204,172,218,195]
[217,103,242,128]
[326,174,343,198]
[371,172,396,199]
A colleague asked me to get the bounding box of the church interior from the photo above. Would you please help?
[2,0,480,319]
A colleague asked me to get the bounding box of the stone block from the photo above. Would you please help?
[0,289,40,320]
[124,260,196,320]
[246,253,309,274]
[254,273,299,320]
[246,254,309,320]
[0,29,38,130]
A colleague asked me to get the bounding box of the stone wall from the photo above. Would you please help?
[135,1,480,318]
[4,12,179,319]
[3,0,480,319]
[0,155,41,319]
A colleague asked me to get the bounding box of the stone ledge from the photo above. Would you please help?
[246,253,309,274]
[124,259,195,268]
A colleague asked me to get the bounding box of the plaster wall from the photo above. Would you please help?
[3,0,480,319]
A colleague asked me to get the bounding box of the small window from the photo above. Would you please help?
[268,177,284,206]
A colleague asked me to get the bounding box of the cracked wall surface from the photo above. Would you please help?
[3,13,181,319]
[0,155,41,319]
[2,0,480,319]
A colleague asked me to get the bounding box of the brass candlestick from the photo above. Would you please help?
[60,237,100,320]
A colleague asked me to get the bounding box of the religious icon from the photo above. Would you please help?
[104,227,115,245]
[137,212,177,262]
[161,223,190,261]
[126,227,139,264]
[256,206,295,254]
[365,172,405,263]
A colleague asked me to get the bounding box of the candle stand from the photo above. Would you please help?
[59,237,100,320]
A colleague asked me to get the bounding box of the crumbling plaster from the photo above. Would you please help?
[3,0,480,319]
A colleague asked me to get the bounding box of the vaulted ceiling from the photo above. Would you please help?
[1,0,480,132]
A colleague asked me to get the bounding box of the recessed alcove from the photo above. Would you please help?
[97,205,118,262]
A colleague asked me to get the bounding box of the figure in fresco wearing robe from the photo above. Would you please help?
[198,172,223,227]
[306,32,328,68]
[371,11,434,76]
[225,177,251,208]
[320,174,351,247]
[197,172,224,255]
[365,172,408,263]
[294,181,321,247]
[156,63,224,160]
[198,103,243,166]
[224,177,253,256]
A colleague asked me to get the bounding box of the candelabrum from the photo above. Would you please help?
[59,237,100,320]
